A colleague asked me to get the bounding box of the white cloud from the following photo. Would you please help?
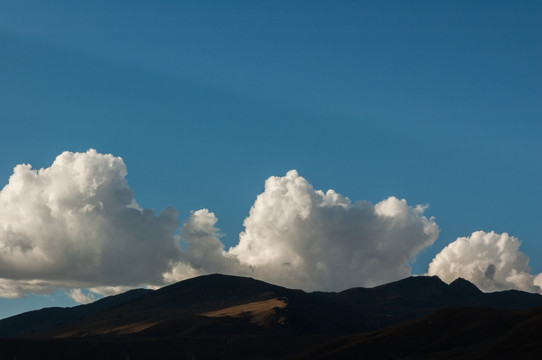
[179,209,245,274]
[68,289,95,304]
[0,278,58,298]
[0,149,180,298]
[11,151,537,298]
[166,171,440,291]
[227,170,439,290]
[427,231,542,293]
[88,285,137,297]
[164,209,248,282]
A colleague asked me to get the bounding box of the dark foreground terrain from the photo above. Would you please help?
[1,274,541,359]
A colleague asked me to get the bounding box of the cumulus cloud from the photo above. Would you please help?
[164,209,247,282]
[427,231,542,293]
[179,209,244,274]
[166,170,439,291]
[0,149,180,299]
[68,289,95,304]
[18,150,538,300]
[225,170,439,290]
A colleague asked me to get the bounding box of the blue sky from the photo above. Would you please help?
[0,1,540,319]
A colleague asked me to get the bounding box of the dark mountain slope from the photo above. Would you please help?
[29,274,542,339]
[324,275,540,331]
[1,274,542,359]
[294,306,542,360]
[36,274,299,337]
[0,288,151,337]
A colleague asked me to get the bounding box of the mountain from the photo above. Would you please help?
[0,289,152,337]
[0,288,151,337]
[34,274,542,338]
[294,306,542,359]
[35,274,296,338]
[1,274,541,359]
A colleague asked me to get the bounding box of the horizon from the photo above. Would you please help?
[0,1,540,319]
[0,272,519,321]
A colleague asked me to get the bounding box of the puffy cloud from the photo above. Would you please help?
[2,151,538,299]
[68,289,95,304]
[164,209,247,282]
[427,231,542,293]
[166,171,439,291]
[227,170,439,290]
[0,279,57,298]
[179,209,245,274]
[0,149,180,298]
[88,285,138,297]
[15,151,540,299]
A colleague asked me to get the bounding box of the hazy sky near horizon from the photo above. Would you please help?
[0,1,540,319]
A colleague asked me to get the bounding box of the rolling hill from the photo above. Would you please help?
[1,274,541,359]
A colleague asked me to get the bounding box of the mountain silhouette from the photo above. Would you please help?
[294,306,542,359]
[0,274,541,359]
[0,288,151,337]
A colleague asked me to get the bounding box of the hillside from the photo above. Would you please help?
[0,288,151,337]
[294,306,542,359]
[1,274,541,359]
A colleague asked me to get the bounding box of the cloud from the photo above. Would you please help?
[165,171,440,291]
[68,289,95,304]
[225,170,439,290]
[427,231,542,293]
[178,209,245,274]
[0,149,180,298]
[0,279,59,298]
[15,150,539,299]
[88,285,138,297]
[163,209,247,282]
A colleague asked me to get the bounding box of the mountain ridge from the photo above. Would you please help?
[1,274,541,359]
[2,273,541,339]
[0,288,151,337]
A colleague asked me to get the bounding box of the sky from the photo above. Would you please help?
[0,1,540,319]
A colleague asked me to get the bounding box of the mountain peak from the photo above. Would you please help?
[157,273,290,298]
[371,275,449,298]
[449,277,483,295]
